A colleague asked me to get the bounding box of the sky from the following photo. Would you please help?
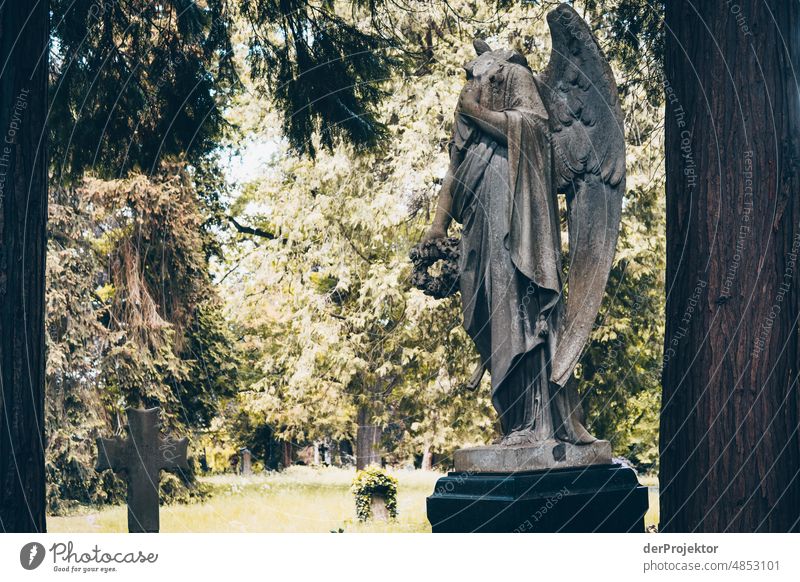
[220,137,281,186]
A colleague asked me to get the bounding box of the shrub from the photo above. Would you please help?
[351,466,398,521]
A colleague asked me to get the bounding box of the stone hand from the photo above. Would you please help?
[422,225,447,242]
[457,80,481,118]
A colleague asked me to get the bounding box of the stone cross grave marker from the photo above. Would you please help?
[96,407,189,533]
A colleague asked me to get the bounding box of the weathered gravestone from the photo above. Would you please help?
[239,447,252,476]
[416,3,648,532]
[96,407,189,533]
[370,495,389,521]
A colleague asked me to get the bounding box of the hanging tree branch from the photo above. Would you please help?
[228,216,279,240]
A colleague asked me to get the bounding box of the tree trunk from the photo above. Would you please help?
[0,1,48,533]
[281,441,292,469]
[661,0,800,532]
[322,438,332,465]
[421,444,433,471]
[356,405,382,470]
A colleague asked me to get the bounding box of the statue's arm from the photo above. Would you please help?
[461,108,508,145]
[460,69,550,146]
[457,81,508,145]
[423,148,460,241]
[424,80,480,241]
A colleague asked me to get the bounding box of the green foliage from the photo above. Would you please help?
[48,0,406,177]
[584,0,665,103]
[158,466,212,506]
[240,0,396,156]
[174,304,241,429]
[351,466,398,521]
[83,171,231,417]
[46,187,121,513]
[45,169,240,512]
[49,0,238,178]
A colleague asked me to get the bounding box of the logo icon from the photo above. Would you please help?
[20,542,45,570]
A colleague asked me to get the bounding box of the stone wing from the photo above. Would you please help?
[534,3,626,388]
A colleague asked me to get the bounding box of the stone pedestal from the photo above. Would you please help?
[427,463,649,533]
[454,439,612,473]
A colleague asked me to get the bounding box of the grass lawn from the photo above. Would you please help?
[48,467,440,533]
[48,466,660,533]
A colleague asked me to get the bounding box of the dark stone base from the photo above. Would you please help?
[427,463,649,533]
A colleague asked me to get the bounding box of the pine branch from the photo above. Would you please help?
[228,216,278,240]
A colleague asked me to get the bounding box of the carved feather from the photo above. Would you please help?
[536,3,626,189]
[534,3,626,388]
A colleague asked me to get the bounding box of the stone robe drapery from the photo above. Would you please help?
[450,62,565,438]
